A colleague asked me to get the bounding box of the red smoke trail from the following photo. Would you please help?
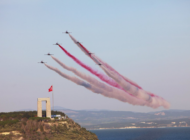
[78,42,92,58]
[76,42,161,98]
[68,34,158,98]
[45,60,169,108]
[94,55,159,97]
[44,64,153,108]
[57,44,123,90]
[76,41,142,89]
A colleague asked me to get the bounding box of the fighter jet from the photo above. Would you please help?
[38,61,47,64]
[97,63,102,66]
[53,43,59,45]
[63,31,71,34]
[88,52,93,55]
[76,41,83,44]
[45,53,53,56]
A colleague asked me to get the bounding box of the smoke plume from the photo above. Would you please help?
[45,64,144,106]
[69,34,142,89]
[49,56,169,108]
[57,44,124,90]
[45,63,170,108]
[67,34,170,108]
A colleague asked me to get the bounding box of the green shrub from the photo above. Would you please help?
[0,120,19,127]
[0,111,65,121]
[29,117,50,122]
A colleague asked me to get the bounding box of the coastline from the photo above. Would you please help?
[88,126,190,131]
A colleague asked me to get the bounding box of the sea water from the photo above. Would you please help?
[90,127,190,140]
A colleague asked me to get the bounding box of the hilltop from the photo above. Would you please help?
[0,111,98,140]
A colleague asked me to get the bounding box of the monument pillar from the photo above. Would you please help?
[37,99,42,117]
[46,98,51,118]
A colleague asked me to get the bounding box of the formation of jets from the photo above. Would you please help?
[39,31,102,66]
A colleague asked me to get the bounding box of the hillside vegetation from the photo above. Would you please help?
[0,111,98,140]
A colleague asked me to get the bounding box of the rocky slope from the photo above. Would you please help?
[0,111,98,140]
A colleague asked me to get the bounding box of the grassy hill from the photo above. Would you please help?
[0,111,98,140]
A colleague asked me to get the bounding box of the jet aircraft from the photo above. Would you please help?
[64,31,71,34]
[45,53,53,56]
[38,61,46,64]
[76,41,83,44]
[53,43,59,45]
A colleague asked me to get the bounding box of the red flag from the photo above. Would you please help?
[49,85,53,92]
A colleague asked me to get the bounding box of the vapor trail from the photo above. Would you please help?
[68,34,169,106]
[100,63,170,108]
[93,56,169,108]
[51,55,113,92]
[68,34,163,98]
[68,34,142,89]
[56,44,124,90]
[44,64,140,105]
[51,55,147,102]
[45,63,168,108]
[98,56,161,98]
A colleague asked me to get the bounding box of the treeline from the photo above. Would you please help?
[0,111,65,121]
[0,120,19,127]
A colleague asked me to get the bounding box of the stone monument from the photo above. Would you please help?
[37,98,51,118]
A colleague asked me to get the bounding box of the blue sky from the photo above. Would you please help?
[0,0,190,112]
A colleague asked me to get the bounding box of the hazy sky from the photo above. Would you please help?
[0,0,190,112]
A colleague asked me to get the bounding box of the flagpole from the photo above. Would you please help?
[52,85,54,114]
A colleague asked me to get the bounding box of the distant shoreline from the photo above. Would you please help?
[88,126,190,131]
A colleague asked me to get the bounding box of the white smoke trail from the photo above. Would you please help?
[100,64,170,109]
[48,57,169,108]
[44,63,147,105]
[92,54,169,106]
[68,34,141,89]
[68,34,170,109]
[91,54,140,88]
[87,55,170,108]
[51,55,113,92]
[68,34,168,102]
